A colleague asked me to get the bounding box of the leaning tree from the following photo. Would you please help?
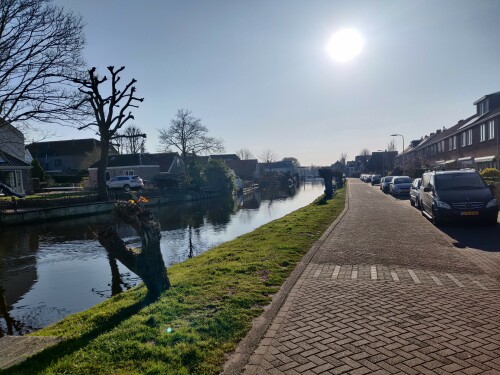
[74,66,144,201]
[97,198,170,300]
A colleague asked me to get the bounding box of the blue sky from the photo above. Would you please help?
[53,0,500,166]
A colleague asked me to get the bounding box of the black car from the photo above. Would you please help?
[419,170,498,226]
[371,175,382,185]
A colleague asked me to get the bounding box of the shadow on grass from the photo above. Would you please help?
[2,294,155,374]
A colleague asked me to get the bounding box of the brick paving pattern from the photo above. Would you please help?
[241,179,500,374]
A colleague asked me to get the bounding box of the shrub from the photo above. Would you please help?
[480,168,500,179]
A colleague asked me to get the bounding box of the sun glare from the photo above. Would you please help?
[326,28,364,63]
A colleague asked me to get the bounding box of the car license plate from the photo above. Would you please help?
[460,211,479,216]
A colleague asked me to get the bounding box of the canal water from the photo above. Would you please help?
[0,182,324,336]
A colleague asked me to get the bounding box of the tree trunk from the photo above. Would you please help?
[98,201,170,300]
[318,168,334,199]
[97,135,110,201]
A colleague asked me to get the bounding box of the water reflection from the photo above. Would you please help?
[0,183,324,335]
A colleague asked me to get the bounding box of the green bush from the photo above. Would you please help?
[480,168,500,179]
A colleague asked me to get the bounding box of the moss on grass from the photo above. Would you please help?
[5,189,345,375]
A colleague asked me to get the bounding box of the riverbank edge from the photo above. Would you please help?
[0,190,221,225]
[5,188,346,374]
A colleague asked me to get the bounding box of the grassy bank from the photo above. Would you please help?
[6,188,345,375]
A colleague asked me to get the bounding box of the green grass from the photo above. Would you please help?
[5,188,345,375]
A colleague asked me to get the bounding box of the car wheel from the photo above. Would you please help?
[432,206,442,226]
[416,199,421,210]
[410,198,415,207]
[124,184,130,190]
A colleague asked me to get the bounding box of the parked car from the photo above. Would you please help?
[419,170,498,226]
[389,176,412,196]
[410,178,422,208]
[380,176,393,193]
[371,175,382,185]
[106,175,144,190]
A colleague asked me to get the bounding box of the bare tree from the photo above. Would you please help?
[387,139,397,152]
[158,109,224,173]
[360,148,370,157]
[260,148,278,164]
[0,0,85,131]
[74,66,144,201]
[117,125,147,154]
[339,153,347,165]
[282,157,300,167]
[236,148,254,160]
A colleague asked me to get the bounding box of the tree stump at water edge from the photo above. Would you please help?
[98,200,170,299]
[318,168,334,199]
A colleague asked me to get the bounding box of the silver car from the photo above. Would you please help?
[390,176,412,196]
[106,175,144,190]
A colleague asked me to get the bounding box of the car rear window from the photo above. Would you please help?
[394,177,412,184]
[435,173,487,190]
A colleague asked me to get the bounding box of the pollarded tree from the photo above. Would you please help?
[0,0,85,131]
[158,109,224,173]
[74,66,144,201]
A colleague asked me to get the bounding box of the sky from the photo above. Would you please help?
[52,0,500,166]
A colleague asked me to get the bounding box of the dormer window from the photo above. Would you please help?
[477,99,489,115]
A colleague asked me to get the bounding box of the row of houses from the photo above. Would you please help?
[395,91,500,172]
[0,121,301,194]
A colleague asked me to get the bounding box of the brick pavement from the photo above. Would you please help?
[236,179,500,375]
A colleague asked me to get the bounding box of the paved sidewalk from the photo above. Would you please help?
[233,179,500,375]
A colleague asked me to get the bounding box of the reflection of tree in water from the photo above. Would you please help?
[0,286,26,337]
[92,255,139,298]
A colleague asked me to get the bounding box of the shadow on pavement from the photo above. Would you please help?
[440,222,500,252]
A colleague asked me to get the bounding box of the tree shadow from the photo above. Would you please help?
[2,294,152,374]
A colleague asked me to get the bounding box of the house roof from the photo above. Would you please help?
[473,91,500,105]
[210,154,240,161]
[260,160,294,169]
[89,153,159,168]
[0,149,30,168]
[148,152,180,172]
[225,159,258,176]
[27,138,118,157]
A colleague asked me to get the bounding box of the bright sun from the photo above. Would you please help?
[326,28,364,63]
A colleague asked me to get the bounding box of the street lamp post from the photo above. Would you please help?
[390,134,405,175]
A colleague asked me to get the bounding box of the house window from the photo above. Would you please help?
[478,100,489,115]
[461,132,466,147]
[448,138,453,151]
[453,135,457,150]
[489,120,495,140]
[124,170,134,175]
[480,124,486,142]
[55,159,62,167]
[437,142,441,153]
[441,140,445,152]
[467,129,472,145]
